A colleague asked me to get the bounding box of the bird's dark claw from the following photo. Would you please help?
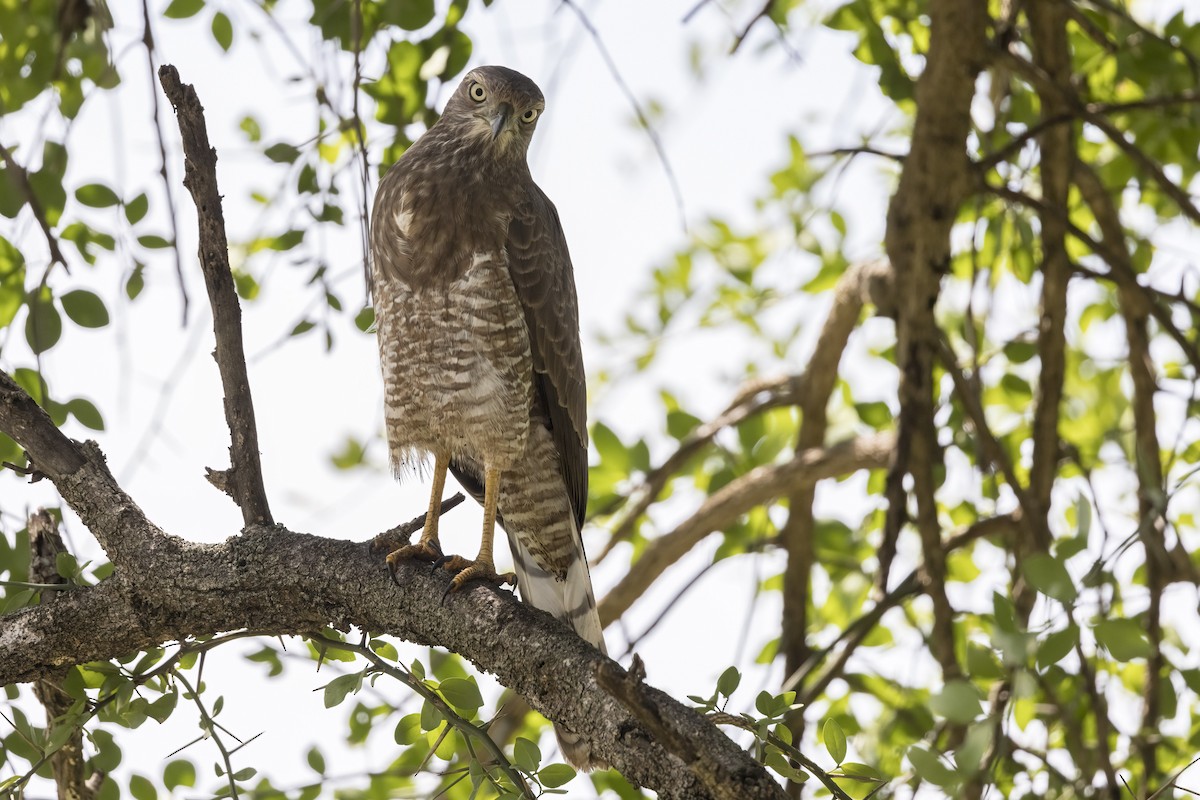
[385,538,445,587]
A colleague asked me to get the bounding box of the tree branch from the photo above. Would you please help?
[28,509,94,800]
[598,432,895,626]
[882,0,988,681]
[0,371,784,800]
[0,140,69,272]
[157,64,273,527]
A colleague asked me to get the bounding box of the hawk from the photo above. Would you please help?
[369,65,606,769]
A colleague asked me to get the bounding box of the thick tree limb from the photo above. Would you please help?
[0,371,785,800]
[1026,1,1073,550]
[882,0,988,681]
[598,432,895,627]
[157,64,273,527]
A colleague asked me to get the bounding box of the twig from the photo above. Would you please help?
[789,514,1019,702]
[705,712,857,800]
[140,0,189,323]
[999,50,1200,226]
[594,373,806,562]
[310,633,535,798]
[369,492,466,554]
[598,433,894,626]
[157,64,274,527]
[559,0,688,234]
[979,91,1200,170]
[987,183,1200,369]
[0,140,69,271]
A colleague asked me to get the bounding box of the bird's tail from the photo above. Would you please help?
[508,523,608,771]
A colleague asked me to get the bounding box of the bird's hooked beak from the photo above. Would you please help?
[489,102,514,140]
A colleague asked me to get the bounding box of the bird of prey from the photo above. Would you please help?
[369,66,606,769]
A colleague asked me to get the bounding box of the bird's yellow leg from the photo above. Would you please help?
[442,465,517,591]
[386,453,450,570]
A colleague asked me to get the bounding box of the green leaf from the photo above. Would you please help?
[1021,553,1077,603]
[538,763,576,788]
[716,666,741,698]
[907,745,958,787]
[125,193,149,224]
[355,306,375,332]
[56,551,80,579]
[439,676,483,713]
[930,679,982,724]
[146,691,178,723]
[26,298,62,353]
[513,736,541,772]
[306,746,325,773]
[1036,625,1079,670]
[264,143,301,163]
[322,672,360,708]
[164,0,204,19]
[129,774,156,800]
[839,762,882,780]
[240,116,262,142]
[822,718,847,765]
[1094,618,1152,661]
[211,12,233,51]
[64,397,103,430]
[76,183,119,208]
[393,712,421,745]
[61,289,110,328]
[385,0,435,30]
[231,768,255,782]
[138,234,172,249]
[419,698,442,731]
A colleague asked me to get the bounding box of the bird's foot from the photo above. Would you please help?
[435,555,517,599]
[385,539,445,586]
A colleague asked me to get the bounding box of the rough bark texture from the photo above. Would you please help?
[882,0,989,680]
[0,370,786,800]
[157,64,273,527]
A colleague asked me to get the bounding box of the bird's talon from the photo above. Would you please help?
[385,539,445,586]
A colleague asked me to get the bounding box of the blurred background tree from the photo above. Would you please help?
[1,0,1199,798]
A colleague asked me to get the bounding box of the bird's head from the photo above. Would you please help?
[443,66,545,154]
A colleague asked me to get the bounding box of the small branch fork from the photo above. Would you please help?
[157,64,273,527]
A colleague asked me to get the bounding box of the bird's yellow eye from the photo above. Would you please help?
[469,82,487,102]
[521,108,539,123]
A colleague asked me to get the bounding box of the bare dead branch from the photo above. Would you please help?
[157,64,273,527]
[598,432,894,627]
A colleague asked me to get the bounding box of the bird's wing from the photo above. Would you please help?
[505,185,588,527]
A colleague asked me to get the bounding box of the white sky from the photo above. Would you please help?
[2,0,1198,798]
